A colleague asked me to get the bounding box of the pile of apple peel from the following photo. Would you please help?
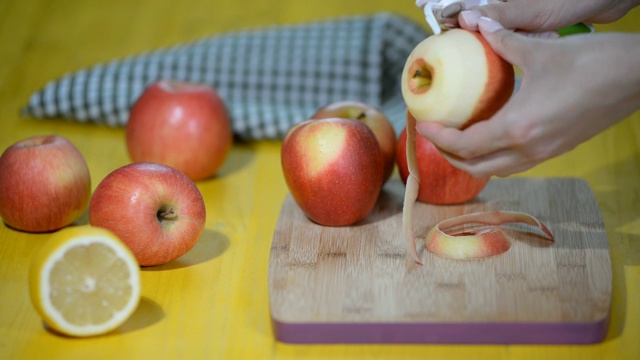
[424,211,554,260]
[402,114,555,265]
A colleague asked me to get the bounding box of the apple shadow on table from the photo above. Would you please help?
[2,210,94,234]
[142,228,230,271]
[204,140,256,179]
[73,208,90,226]
[2,221,59,234]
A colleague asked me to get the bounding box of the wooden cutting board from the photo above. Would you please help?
[268,177,612,344]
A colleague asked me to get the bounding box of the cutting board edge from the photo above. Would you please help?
[270,312,611,345]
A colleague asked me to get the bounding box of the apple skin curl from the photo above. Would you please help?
[401,106,554,263]
[402,111,422,264]
[425,211,554,260]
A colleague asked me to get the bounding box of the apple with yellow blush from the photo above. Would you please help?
[281,118,383,226]
[311,101,396,183]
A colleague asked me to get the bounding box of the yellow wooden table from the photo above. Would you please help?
[1,1,638,359]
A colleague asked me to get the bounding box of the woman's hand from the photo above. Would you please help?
[417,18,640,178]
[458,0,640,32]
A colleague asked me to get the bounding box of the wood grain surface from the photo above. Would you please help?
[269,177,612,344]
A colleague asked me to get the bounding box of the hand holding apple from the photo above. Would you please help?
[0,135,91,232]
[400,29,512,264]
[126,80,233,181]
[311,100,396,183]
[396,115,489,205]
[281,118,383,226]
[401,29,515,130]
[89,162,206,266]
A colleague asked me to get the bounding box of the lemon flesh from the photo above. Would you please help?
[29,226,141,337]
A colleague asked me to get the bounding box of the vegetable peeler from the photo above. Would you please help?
[415,0,594,36]
[415,0,494,35]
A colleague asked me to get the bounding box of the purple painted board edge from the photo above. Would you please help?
[271,314,610,345]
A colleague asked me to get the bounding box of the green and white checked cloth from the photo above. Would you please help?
[21,13,428,140]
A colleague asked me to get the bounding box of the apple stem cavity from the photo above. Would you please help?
[157,206,177,222]
[408,59,433,95]
[19,136,56,149]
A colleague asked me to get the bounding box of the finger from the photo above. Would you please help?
[459,1,556,32]
[477,17,540,70]
[415,121,446,140]
[458,10,482,31]
[417,118,511,161]
[417,112,540,178]
[439,147,538,178]
[461,9,560,38]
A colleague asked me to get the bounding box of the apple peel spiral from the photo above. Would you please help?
[425,211,555,260]
[401,113,555,264]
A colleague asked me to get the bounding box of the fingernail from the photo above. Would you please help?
[460,10,482,29]
[478,16,504,33]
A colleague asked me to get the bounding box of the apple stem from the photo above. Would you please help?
[413,69,432,87]
[157,207,177,222]
[356,112,367,121]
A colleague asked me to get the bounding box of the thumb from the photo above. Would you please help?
[459,1,541,31]
[477,17,534,69]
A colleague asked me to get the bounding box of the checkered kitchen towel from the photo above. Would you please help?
[22,13,427,140]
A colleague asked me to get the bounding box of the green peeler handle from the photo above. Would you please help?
[558,22,594,36]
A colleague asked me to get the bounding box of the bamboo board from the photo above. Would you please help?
[268,177,612,344]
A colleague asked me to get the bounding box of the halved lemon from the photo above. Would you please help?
[29,225,141,337]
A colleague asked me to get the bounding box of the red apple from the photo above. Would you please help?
[396,122,489,205]
[126,80,233,181]
[281,118,383,226]
[89,162,206,266]
[0,135,91,232]
[401,29,515,129]
[311,100,396,183]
